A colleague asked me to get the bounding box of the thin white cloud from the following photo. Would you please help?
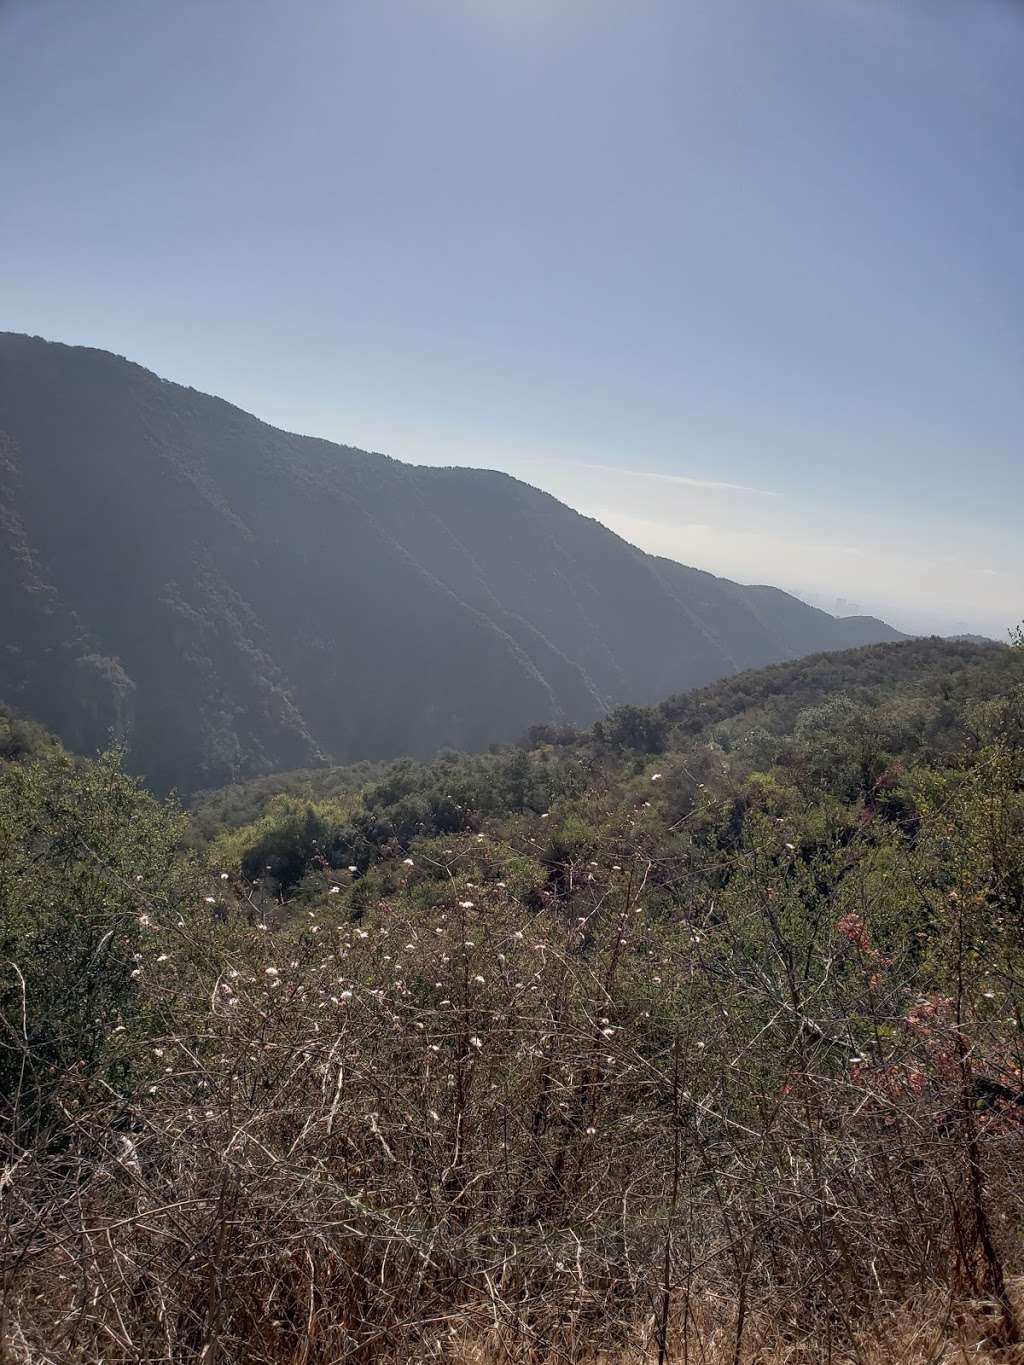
[534,458,777,498]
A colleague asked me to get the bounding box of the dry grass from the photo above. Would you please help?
[7,809,1024,1361]
[311,1284,1024,1364]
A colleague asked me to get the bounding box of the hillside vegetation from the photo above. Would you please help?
[4,636,1024,1361]
[0,332,902,793]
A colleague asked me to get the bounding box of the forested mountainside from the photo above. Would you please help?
[5,635,1024,1361]
[0,332,902,792]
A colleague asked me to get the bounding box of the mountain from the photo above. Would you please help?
[0,332,904,791]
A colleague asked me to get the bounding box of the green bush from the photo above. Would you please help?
[0,749,193,1127]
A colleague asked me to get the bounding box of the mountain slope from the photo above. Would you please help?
[0,332,903,790]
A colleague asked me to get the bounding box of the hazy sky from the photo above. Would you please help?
[2,0,1022,637]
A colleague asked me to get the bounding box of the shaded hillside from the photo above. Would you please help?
[186,636,1014,858]
[0,332,902,790]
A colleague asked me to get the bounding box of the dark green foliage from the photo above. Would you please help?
[522,721,582,747]
[203,745,590,893]
[238,801,336,892]
[658,636,1012,743]
[594,702,669,753]
[191,637,1019,900]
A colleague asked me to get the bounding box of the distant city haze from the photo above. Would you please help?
[2,0,1021,638]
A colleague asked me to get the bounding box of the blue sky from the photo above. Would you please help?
[2,0,1021,636]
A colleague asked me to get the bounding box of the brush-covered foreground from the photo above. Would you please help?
[4,637,1024,1362]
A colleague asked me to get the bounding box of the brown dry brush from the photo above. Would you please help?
[4,838,1024,1363]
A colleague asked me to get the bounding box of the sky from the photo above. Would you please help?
[1,0,1022,638]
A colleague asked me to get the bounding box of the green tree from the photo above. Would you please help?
[0,749,191,1128]
[595,703,668,753]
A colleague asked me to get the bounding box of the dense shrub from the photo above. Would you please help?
[0,749,194,1130]
[4,638,1024,1361]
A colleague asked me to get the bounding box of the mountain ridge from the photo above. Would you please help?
[0,331,903,790]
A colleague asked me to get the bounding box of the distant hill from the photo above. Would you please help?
[0,332,903,791]
[186,636,1016,841]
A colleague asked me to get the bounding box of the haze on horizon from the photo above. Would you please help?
[2,0,1021,640]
